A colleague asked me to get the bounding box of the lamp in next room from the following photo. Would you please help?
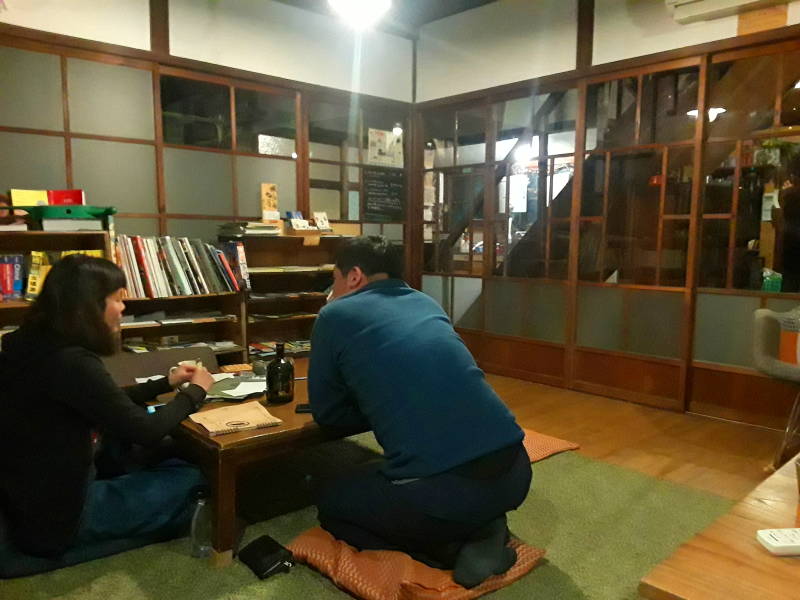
[329,0,392,30]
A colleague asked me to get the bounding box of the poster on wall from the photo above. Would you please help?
[367,128,403,167]
[364,168,405,222]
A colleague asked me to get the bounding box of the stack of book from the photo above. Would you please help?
[248,339,311,358]
[115,236,250,299]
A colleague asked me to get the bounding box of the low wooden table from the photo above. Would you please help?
[174,359,335,566]
[639,453,800,599]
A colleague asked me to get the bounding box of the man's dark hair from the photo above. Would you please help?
[335,235,403,279]
[26,254,127,355]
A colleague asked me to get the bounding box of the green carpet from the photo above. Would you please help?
[0,434,733,600]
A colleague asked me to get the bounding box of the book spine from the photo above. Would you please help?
[146,238,169,297]
[155,238,178,296]
[158,237,187,296]
[169,237,199,295]
[124,236,144,298]
[132,236,155,298]
[0,261,13,297]
[234,241,252,291]
[24,251,47,301]
[190,239,222,294]
[207,244,234,292]
[180,237,209,294]
[216,248,240,292]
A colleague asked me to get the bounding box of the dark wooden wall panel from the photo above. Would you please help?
[574,349,682,410]
[688,365,796,429]
[457,329,565,386]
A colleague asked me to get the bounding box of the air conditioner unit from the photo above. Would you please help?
[666,0,788,24]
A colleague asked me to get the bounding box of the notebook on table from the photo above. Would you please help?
[190,401,282,436]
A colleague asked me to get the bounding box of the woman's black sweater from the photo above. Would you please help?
[0,325,206,557]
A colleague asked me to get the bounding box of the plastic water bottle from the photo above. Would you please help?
[190,496,212,558]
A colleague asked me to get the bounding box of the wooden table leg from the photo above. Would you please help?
[209,456,237,567]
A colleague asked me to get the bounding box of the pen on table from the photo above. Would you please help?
[295,376,307,381]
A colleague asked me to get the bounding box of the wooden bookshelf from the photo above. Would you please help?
[0,231,248,364]
[228,235,349,359]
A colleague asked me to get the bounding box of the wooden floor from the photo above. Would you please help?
[490,373,783,501]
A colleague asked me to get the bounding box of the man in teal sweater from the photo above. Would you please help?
[309,236,531,588]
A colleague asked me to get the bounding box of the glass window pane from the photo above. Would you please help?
[485,280,525,337]
[166,218,226,243]
[578,221,603,280]
[0,46,63,131]
[456,107,486,165]
[422,275,451,314]
[735,136,800,292]
[236,156,296,217]
[665,146,694,214]
[606,150,662,284]
[425,168,484,273]
[72,139,156,213]
[581,154,605,217]
[549,156,574,219]
[383,223,404,242]
[161,76,231,149]
[702,143,736,213]
[537,89,578,153]
[498,160,547,279]
[495,97,531,161]
[309,162,342,182]
[115,217,159,237]
[423,111,455,168]
[708,55,777,138]
[660,219,689,287]
[781,51,800,127]
[523,282,566,343]
[453,276,483,329]
[0,132,65,191]
[69,59,154,140]
[164,148,233,215]
[628,290,683,358]
[577,285,623,351]
[362,223,380,237]
[549,221,570,280]
[310,188,341,220]
[694,293,759,367]
[362,107,405,168]
[309,163,359,221]
[586,77,638,151]
[235,89,295,156]
[640,67,699,144]
[309,100,358,163]
[698,218,731,287]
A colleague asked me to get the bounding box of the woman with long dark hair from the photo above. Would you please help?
[0,254,214,577]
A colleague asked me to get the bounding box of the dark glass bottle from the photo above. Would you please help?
[266,342,294,404]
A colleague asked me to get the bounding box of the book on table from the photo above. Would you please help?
[189,401,282,436]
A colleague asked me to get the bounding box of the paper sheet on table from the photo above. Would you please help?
[212,380,266,398]
[135,375,166,383]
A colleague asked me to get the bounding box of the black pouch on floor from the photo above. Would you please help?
[238,534,294,579]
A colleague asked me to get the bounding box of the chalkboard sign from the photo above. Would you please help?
[364,168,405,222]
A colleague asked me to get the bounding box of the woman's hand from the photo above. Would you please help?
[168,364,197,388]
[189,367,215,392]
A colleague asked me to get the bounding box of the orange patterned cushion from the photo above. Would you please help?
[288,527,545,600]
[522,428,580,462]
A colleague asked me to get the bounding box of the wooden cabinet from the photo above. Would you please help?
[232,235,349,359]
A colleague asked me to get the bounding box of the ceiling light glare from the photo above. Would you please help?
[329,0,392,30]
[686,107,727,122]
[513,144,535,163]
[392,123,403,136]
